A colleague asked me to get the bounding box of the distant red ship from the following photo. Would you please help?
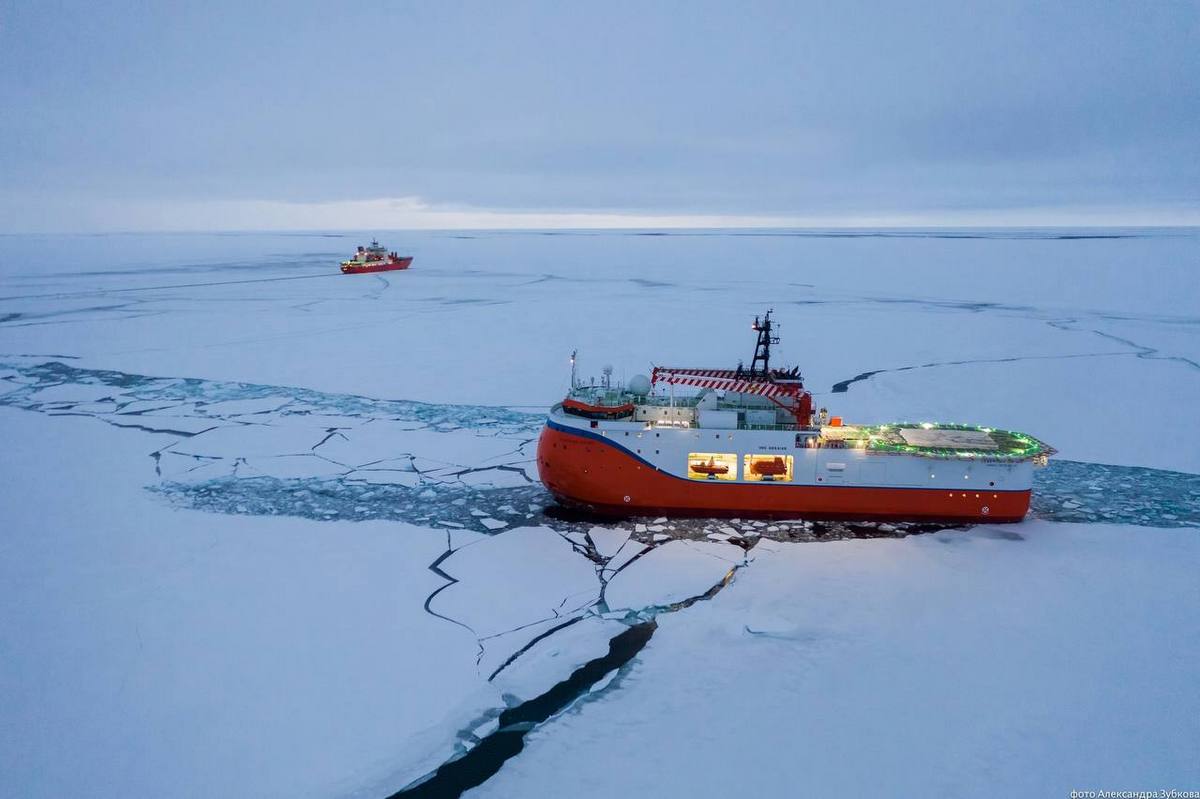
[340,240,413,274]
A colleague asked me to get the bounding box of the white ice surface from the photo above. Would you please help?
[602,537,647,574]
[26,383,123,403]
[170,424,323,458]
[345,468,424,487]
[316,426,524,470]
[2,230,1198,797]
[430,526,600,638]
[604,540,744,612]
[832,351,1200,473]
[474,522,1200,798]
[586,526,630,559]
[0,409,484,798]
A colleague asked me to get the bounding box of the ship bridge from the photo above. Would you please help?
[649,366,814,428]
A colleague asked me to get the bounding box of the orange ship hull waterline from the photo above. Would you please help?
[538,422,1032,522]
[340,257,412,274]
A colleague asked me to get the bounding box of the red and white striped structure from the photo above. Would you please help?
[651,367,798,398]
[650,367,813,425]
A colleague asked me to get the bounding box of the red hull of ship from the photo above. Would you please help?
[341,257,413,274]
[537,424,1030,523]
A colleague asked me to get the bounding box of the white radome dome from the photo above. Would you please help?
[628,374,651,396]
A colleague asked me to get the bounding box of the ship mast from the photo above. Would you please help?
[749,309,779,380]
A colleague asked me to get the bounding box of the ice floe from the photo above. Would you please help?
[429,526,600,638]
[605,540,743,612]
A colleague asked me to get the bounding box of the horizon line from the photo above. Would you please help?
[3,223,1199,236]
[3,194,1198,234]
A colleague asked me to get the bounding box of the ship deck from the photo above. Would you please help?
[820,422,1054,460]
[562,388,1054,462]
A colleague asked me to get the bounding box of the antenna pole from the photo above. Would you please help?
[570,350,578,390]
[750,309,780,379]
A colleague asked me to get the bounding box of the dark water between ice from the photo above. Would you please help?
[391,622,657,799]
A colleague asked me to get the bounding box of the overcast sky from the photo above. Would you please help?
[1,1,1197,230]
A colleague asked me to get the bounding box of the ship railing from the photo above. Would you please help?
[637,395,704,408]
[739,423,802,431]
[643,419,803,431]
[862,447,1044,462]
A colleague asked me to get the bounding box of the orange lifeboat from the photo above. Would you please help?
[750,457,788,477]
[690,457,730,477]
[561,397,635,419]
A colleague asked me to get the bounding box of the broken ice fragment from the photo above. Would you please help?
[587,527,630,559]
[606,540,737,610]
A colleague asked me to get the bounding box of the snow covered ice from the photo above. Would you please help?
[2,229,1198,797]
